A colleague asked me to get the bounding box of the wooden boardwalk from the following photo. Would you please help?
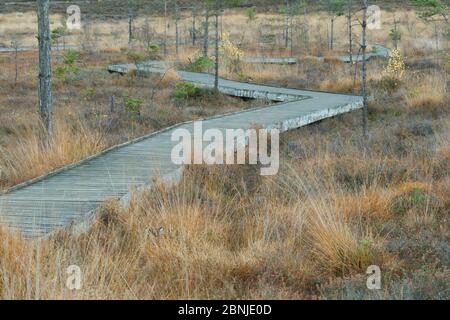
[338,44,391,63]
[0,64,363,237]
[243,57,298,64]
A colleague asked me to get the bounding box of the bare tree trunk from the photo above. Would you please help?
[203,8,209,57]
[330,17,335,51]
[348,0,353,64]
[361,0,368,139]
[12,41,19,86]
[175,4,180,59]
[110,95,116,113]
[290,18,294,55]
[128,16,132,46]
[15,47,18,85]
[214,2,219,91]
[393,16,399,49]
[192,10,197,46]
[128,1,133,46]
[285,0,290,48]
[326,24,330,50]
[37,0,53,136]
[164,0,168,56]
[303,23,310,55]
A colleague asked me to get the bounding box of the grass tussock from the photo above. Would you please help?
[319,79,357,93]
[403,72,448,112]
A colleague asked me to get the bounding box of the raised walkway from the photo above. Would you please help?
[0,62,363,237]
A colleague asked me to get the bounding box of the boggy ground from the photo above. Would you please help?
[0,65,448,298]
[0,3,448,300]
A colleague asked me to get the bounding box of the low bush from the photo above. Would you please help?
[123,94,144,117]
[185,56,214,73]
[127,51,145,64]
[54,50,81,81]
[146,44,161,60]
[374,76,403,94]
[171,82,203,101]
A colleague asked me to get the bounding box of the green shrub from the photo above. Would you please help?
[82,87,96,98]
[51,27,67,43]
[63,50,79,65]
[53,50,80,81]
[123,94,143,117]
[54,66,66,80]
[172,82,201,100]
[185,56,214,73]
[389,29,402,42]
[147,44,161,60]
[245,8,257,23]
[357,239,371,258]
[391,187,427,215]
[377,76,402,94]
[172,82,218,106]
[127,51,146,64]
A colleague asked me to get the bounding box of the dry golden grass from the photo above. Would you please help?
[0,95,448,298]
[0,4,448,300]
[0,163,390,299]
[0,6,445,56]
[319,79,357,93]
[403,72,448,109]
[1,102,447,299]
[0,115,105,189]
[157,68,182,87]
[336,187,392,220]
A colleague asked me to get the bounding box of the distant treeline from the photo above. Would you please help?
[0,0,417,16]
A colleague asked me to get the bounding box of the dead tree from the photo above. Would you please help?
[347,0,353,63]
[330,17,334,50]
[392,15,400,49]
[110,96,116,113]
[329,0,344,51]
[192,9,197,45]
[203,7,209,57]
[127,0,134,46]
[175,3,180,59]
[37,0,53,136]
[164,0,168,56]
[361,0,369,139]
[11,38,19,86]
[214,1,220,91]
[285,0,290,48]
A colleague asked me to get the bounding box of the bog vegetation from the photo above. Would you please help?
[0,0,448,299]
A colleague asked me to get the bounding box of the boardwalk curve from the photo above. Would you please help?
[0,62,363,237]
